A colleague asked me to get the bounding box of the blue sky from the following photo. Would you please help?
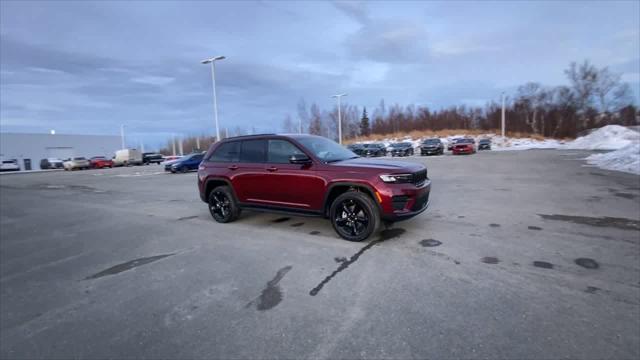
[1,0,638,148]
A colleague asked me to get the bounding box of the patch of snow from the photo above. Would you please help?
[585,143,640,175]
[565,125,640,150]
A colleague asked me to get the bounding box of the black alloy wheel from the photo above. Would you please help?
[330,191,379,242]
[208,186,240,223]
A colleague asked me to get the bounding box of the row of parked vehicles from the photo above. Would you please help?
[39,150,167,171]
[347,138,492,157]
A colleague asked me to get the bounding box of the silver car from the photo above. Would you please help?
[63,157,90,171]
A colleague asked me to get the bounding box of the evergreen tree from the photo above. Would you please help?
[359,107,370,136]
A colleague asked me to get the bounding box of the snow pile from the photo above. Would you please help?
[489,136,563,151]
[565,125,640,150]
[585,143,640,175]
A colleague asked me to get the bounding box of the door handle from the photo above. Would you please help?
[266,166,278,172]
[228,165,238,170]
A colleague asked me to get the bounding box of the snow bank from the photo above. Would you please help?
[565,125,640,150]
[585,143,640,175]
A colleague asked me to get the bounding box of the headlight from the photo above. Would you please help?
[379,174,413,183]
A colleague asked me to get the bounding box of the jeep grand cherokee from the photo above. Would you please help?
[197,134,431,241]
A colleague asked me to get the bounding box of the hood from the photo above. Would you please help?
[328,157,424,172]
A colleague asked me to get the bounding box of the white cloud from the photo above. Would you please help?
[131,75,175,86]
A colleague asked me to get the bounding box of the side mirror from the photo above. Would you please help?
[289,154,311,164]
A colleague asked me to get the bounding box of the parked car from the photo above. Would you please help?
[63,157,90,170]
[197,134,431,242]
[478,138,492,150]
[420,138,444,155]
[167,153,205,173]
[389,142,414,157]
[447,138,462,151]
[362,143,387,157]
[40,158,64,169]
[143,152,164,165]
[452,138,476,155]
[113,149,143,167]
[90,156,113,169]
[0,159,20,172]
[346,144,365,156]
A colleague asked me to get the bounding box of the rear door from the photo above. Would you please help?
[259,139,325,210]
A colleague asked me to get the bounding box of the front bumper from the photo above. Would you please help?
[378,179,431,221]
[421,148,440,155]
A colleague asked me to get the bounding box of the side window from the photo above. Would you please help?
[239,140,266,163]
[208,142,239,163]
[267,140,305,164]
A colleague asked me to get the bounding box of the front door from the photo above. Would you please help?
[258,139,325,210]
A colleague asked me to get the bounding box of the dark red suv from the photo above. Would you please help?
[197,134,431,241]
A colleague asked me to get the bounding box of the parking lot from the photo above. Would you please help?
[1,150,639,359]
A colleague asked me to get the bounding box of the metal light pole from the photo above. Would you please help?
[201,56,226,141]
[331,93,347,144]
[120,124,125,149]
[172,133,176,156]
[501,92,506,138]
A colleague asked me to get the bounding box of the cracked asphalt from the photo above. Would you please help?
[1,150,639,359]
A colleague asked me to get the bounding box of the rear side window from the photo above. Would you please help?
[239,140,266,163]
[209,141,240,162]
[268,140,304,163]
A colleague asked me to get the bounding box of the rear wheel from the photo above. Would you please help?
[330,191,379,242]
[208,186,240,223]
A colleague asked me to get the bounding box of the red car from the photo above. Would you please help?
[452,138,476,155]
[197,134,431,241]
[90,156,113,168]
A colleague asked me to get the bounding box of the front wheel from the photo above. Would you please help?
[208,186,240,223]
[330,191,379,242]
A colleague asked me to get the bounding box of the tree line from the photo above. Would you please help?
[284,60,637,140]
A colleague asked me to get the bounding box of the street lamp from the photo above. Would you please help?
[201,56,226,141]
[501,91,506,138]
[331,93,347,144]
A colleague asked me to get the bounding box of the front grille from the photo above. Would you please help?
[413,169,427,186]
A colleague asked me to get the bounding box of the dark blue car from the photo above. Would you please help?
[169,153,204,173]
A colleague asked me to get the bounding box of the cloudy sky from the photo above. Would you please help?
[1,0,638,147]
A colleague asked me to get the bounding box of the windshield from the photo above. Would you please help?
[296,136,357,163]
[392,142,411,147]
[73,157,86,160]
[456,139,474,144]
[424,139,440,144]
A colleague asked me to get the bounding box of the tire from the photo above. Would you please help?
[208,186,240,223]
[330,191,379,242]
[180,167,188,174]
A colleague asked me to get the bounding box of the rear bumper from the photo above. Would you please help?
[453,148,473,154]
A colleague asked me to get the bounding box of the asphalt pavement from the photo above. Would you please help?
[1,150,639,359]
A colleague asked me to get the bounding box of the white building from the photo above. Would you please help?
[0,132,121,170]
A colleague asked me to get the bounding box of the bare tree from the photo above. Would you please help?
[282,114,295,133]
[297,98,309,134]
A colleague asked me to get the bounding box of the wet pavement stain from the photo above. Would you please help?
[481,257,499,264]
[309,231,321,235]
[177,215,199,221]
[489,223,501,228]
[290,222,305,227]
[309,228,405,296]
[246,266,292,311]
[539,214,640,231]
[528,226,543,231]
[533,261,554,269]
[85,254,174,280]
[419,239,442,247]
[458,216,465,219]
[272,217,291,223]
[585,286,600,294]
[575,258,600,269]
